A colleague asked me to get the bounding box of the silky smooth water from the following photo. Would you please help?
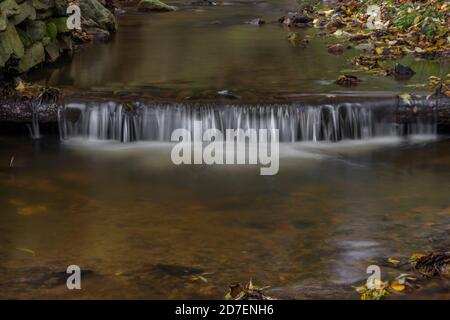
[1,0,449,300]
[0,134,449,299]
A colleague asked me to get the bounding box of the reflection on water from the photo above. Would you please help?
[0,135,449,299]
[29,0,450,98]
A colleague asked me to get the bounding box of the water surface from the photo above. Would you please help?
[29,0,450,100]
[0,135,449,299]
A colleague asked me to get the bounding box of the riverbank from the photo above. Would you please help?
[0,0,117,76]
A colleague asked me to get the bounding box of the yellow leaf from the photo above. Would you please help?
[388,258,400,265]
[436,39,446,46]
[410,253,426,262]
[399,93,411,104]
[390,281,405,292]
[15,81,26,92]
[375,47,384,55]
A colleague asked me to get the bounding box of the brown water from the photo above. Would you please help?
[1,0,449,300]
[0,135,449,299]
[29,0,450,100]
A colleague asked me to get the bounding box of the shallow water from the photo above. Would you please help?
[0,135,449,299]
[29,0,450,100]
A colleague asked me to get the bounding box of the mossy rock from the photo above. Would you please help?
[0,23,25,68]
[0,11,7,31]
[15,41,45,73]
[17,27,33,47]
[137,0,175,12]
[58,34,72,51]
[79,0,117,32]
[45,39,60,62]
[46,21,57,40]
[53,0,67,16]
[25,20,46,41]
[41,35,50,45]
[32,0,55,10]
[0,0,21,17]
[48,17,69,33]
[10,0,36,25]
[36,8,53,19]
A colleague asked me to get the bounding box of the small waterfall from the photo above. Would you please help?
[58,102,437,143]
[27,102,41,139]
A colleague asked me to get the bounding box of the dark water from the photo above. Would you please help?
[29,0,450,100]
[0,135,449,299]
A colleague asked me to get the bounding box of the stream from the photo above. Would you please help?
[0,0,449,299]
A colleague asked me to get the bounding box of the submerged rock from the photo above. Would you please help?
[390,63,416,78]
[84,27,111,42]
[191,0,216,6]
[354,42,374,51]
[335,75,361,86]
[246,18,265,26]
[327,43,344,54]
[138,0,175,12]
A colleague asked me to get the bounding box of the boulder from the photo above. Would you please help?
[0,0,21,17]
[32,0,55,10]
[48,17,69,33]
[17,27,33,47]
[10,1,36,25]
[15,41,45,73]
[137,0,175,12]
[0,23,24,67]
[79,0,117,33]
[354,42,374,51]
[46,21,57,40]
[0,11,7,31]
[36,8,53,19]
[45,39,60,61]
[53,0,67,16]
[58,34,72,51]
[25,20,46,41]
[84,26,111,42]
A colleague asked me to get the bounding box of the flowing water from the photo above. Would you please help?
[30,0,450,99]
[0,0,449,299]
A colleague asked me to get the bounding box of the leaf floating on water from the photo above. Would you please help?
[17,205,48,216]
[190,275,208,283]
[390,281,406,292]
[225,280,274,300]
[388,258,400,265]
[16,247,35,256]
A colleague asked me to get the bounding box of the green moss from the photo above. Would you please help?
[17,28,33,47]
[46,22,57,40]
[48,17,69,33]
